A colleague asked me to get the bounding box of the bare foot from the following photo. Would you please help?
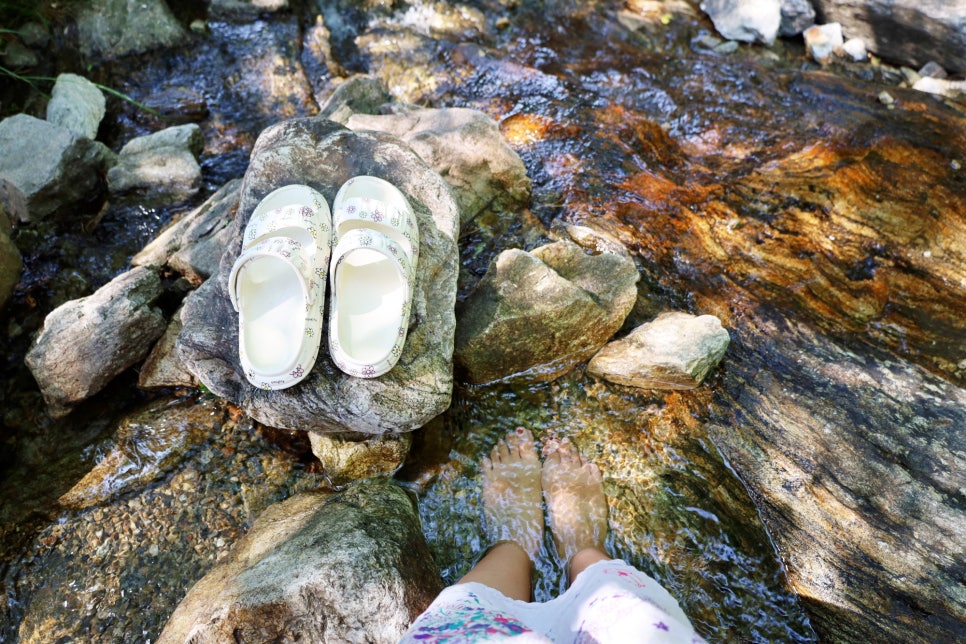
[481,427,544,562]
[541,438,608,566]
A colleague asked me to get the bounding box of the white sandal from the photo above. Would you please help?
[328,176,419,378]
[228,185,331,389]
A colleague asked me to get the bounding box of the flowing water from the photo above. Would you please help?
[4,0,963,640]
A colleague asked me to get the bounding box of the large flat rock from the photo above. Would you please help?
[178,117,460,434]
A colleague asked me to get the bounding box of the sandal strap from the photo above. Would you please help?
[332,196,418,261]
[329,228,415,285]
[244,203,330,249]
[228,236,311,312]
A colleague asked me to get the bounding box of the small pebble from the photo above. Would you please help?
[841,38,867,62]
[917,61,947,79]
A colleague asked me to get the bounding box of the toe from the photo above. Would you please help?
[509,427,539,460]
[541,436,562,459]
[557,439,580,466]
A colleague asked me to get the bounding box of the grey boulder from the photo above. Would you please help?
[25,266,167,417]
[0,114,107,220]
[108,124,204,205]
[455,240,639,384]
[587,312,730,389]
[348,107,531,227]
[157,478,443,643]
[74,0,188,60]
[177,117,460,435]
[700,0,782,45]
[46,73,106,140]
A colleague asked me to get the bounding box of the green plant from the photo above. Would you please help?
[0,67,166,119]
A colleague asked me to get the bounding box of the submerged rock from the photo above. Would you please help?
[25,266,167,417]
[107,124,204,205]
[178,117,460,434]
[587,312,730,389]
[308,432,412,488]
[158,478,443,643]
[45,73,106,140]
[58,398,213,510]
[0,114,107,220]
[455,240,639,384]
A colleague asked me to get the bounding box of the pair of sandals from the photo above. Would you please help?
[227,176,419,390]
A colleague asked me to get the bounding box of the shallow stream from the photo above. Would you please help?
[3,0,963,641]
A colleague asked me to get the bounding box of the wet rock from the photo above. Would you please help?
[912,77,966,100]
[0,178,29,224]
[778,0,815,36]
[810,0,966,72]
[0,181,23,310]
[711,315,966,643]
[803,23,843,65]
[25,266,167,417]
[210,0,289,21]
[0,114,106,220]
[157,478,443,643]
[45,73,106,140]
[74,0,188,60]
[455,240,639,384]
[318,74,394,124]
[132,179,241,285]
[17,22,49,48]
[138,308,199,389]
[0,223,21,311]
[214,16,316,129]
[699,0,781,46]
[107,124,204,205]
[1,40,38,69]
[302,12,345,86]
[918,60,947,79]
[587,312,730,389]
[841,37,867,62]
[348,107,532,227]
[309,432,412,488]
[140,86,210,124]
[6,396,325,642]
[58,398,212,510]
[178,117,460,434]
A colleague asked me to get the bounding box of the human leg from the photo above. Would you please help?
[457,427,544,601]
